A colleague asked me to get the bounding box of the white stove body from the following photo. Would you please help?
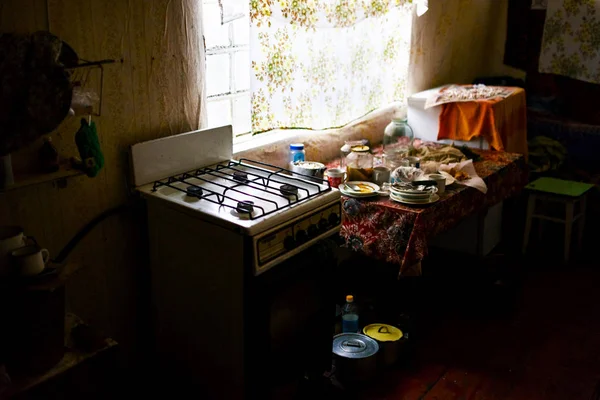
[131,126,341,398]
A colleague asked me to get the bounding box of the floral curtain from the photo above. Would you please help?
[539,0,600,84]
[250,0,415,133]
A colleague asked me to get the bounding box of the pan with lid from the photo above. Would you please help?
[332,333,379,383]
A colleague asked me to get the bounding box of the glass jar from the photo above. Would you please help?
[340,139,367,169]
[345,145,374,182]
[383,118,414,153]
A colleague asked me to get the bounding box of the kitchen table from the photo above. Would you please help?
[336,149,527,277]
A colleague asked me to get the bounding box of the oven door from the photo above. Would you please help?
[244,238,338,398]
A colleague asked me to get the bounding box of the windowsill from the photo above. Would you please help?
[231,103,404,167]
[233,129,313,156]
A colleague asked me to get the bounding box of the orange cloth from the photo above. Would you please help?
[437,87,528,159]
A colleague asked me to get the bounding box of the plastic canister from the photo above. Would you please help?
[289,143,305,164]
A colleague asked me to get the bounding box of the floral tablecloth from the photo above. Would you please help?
[336,149,528,277]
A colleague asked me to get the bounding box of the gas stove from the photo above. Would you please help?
[138,158,340,236]
[132,126,341,274]
[130,126,340,398]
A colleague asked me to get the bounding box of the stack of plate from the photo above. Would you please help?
[338,181,380,198]
[390,184,439,205]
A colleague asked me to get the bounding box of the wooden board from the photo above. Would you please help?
[4,313,118,398]
[2,159,84,192]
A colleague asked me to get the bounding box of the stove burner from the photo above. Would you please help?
[236,200,254,214]
[233,171,249,183]
[185,186,203,198]
[280,184,299,197]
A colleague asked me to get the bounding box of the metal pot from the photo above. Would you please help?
[362,323,404,367]
[289,161,326,182]
[332,333,379,383]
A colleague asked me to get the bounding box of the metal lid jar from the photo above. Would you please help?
[345,146,374,182]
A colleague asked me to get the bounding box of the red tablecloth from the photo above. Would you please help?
[336,149,527,277]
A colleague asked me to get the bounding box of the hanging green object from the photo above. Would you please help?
[75,118,104,177]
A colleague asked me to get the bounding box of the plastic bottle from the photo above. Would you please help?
[342,295,359,333]
[289,143,305,164]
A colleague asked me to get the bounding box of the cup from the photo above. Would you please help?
[401,156,421,169]
[0,226,27,276]
[429,174,446,194]
[325,168,346,188]
[11,245,50,277]
[373,166,391,186]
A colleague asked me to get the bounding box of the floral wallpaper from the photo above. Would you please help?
[539,0,600,84]
[250,0,413,133]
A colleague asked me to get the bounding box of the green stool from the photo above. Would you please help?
[522,177,594,261]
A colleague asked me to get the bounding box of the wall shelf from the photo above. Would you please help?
[1,158,84,192]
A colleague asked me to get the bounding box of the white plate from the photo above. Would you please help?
[340,181,380,195]
[390,193,440,205]
[339,187,379,198]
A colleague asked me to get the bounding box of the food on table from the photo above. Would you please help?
[346,166,374,182]
[348,183,375,193]
[449,167,470,181]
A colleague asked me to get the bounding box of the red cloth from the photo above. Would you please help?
[332,148,528,277]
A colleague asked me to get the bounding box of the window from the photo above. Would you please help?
[202,0,251,139]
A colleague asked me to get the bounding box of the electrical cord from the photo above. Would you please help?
[52,201,134,264]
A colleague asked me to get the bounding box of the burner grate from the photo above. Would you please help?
[150,159,331,220]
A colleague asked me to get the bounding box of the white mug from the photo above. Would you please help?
[11,245,50,277]
[373,166,391,186]
[429,174,446,194]
[0,226,27,276]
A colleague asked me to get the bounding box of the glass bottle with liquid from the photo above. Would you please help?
[345,145,374,182]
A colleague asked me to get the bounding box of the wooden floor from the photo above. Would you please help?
[355,259,600,400]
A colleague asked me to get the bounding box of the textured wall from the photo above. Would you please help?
[0,0,205,362]
[409,0,524,94]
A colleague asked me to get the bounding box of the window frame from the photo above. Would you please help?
[203,0,251,140]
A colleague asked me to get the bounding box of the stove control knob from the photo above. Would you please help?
[307,224,318,238]
[296,229,308,244]
[284,235,295,250]
[318,218,329,232]
[328,212,340,226]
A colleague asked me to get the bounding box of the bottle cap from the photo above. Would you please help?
[290,143,304,150]
[346,295,354,302]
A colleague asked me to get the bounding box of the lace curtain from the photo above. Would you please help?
[249,0,419,133]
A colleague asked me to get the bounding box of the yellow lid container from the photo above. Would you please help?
[362,323,403,342]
